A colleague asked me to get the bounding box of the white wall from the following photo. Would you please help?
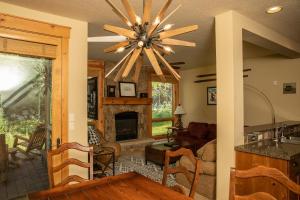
[181,56,300,126]
[0,2,88,177]
[180,66,217,126]
[244,56,300,125]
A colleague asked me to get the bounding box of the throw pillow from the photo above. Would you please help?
[197,139,216,162]
[199,160,216,176]
[178,156,216,176]
[88,126,101,145]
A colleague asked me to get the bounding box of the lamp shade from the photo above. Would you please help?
[174,105,185,115]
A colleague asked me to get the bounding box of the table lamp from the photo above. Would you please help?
[174,104,185,129]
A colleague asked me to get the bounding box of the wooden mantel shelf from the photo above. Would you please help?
[103,97,152,105]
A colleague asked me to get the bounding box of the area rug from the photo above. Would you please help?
[106,155,176,186]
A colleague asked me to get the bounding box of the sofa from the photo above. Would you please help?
[176,139,216,199]
[175,122,216,153]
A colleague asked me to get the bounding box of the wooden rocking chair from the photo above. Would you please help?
[13,124,46,159]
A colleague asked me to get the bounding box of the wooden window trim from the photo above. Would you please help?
[88,60,105,133]
[152,118,175,122]
[0,13,70,38]
[148,74,179,138]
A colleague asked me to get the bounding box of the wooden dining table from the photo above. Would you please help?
[28,172,192,200]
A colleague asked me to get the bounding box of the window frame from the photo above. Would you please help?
[148,74,179,138]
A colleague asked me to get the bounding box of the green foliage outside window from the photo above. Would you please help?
[0,53,51,147]
[152,121,173,136]
[152,82,173,135]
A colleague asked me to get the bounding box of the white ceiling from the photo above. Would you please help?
[1,0,299,68]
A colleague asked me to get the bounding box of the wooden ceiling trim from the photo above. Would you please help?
[0,13,70,38]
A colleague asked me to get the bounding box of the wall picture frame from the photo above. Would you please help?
[207,87,217,105]
[119,82,137,97]
[283,82,296,94]
[107,85,116,97]
[87,77,98,119]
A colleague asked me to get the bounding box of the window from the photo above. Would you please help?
[151,81,177,136]
[0,53,52,147]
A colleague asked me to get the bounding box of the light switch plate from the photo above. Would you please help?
[69,113,75,122]
[69,122,75,130]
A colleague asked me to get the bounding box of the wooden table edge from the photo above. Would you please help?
[28,172,193,200]
[28,172,137,199]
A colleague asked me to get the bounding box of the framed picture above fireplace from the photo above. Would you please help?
[119,82,136,97]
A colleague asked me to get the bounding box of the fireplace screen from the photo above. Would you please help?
[115,111,138,141]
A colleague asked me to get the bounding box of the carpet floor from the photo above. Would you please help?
[105,155,176,186]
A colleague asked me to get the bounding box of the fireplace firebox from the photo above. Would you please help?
[115,111,138,141]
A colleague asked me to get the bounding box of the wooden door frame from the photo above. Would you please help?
[88,60,104,133]
[0,13,70,183]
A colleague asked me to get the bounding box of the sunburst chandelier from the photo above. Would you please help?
[88,0,198,82]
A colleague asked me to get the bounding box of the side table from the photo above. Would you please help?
[145,143,181,169]
[93,147,115,178]
[165,127,187,147]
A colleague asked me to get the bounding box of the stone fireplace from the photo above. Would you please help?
[103,105,149,142]
[103,62,150,142]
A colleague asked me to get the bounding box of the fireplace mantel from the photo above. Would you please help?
[103,97,152,105]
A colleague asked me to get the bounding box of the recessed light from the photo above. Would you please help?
[266,6,283,14]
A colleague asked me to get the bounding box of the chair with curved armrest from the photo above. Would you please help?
[47,142,93,188]
[162,147,201,199]
[13,124,46,159]
[229,165,300,199]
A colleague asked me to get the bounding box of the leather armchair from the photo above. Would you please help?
[175,122,216,153]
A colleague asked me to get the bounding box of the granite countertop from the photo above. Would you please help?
[235,139,300,160]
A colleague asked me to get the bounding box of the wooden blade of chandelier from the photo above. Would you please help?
[104,0,198,82]
[132,55,143,83]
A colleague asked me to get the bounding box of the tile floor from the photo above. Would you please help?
[0,157,49,200]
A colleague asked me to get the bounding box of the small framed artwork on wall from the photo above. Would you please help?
[283,82,296,94]
[87,77,98,119]
[119,82,136,97]
[107,85,116,97]
[207,87,217,105]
